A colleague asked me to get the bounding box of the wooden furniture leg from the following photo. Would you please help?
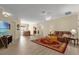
[74,40,75,46]
[77,39,78,45]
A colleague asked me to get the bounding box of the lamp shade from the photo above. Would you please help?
[71,29,77,35]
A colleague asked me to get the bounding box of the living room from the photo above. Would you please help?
[0,4,79,55]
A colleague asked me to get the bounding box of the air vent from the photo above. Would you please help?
[65,11,71,15]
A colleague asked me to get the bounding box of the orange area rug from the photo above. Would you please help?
[32,38,68,54]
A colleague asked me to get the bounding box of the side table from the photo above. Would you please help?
[68,38,78,46]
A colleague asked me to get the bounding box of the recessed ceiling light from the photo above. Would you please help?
[42,11,46,14]
[2,11,12,17]
[41,10,47,15]
[45,16,52,21]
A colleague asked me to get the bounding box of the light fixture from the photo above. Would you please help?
[2,11,12,17]
[42,11,46,14]
[71,29,77,37]
[41,10,47,15]
[45,16,52,21]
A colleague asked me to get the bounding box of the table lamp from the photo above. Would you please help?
[71,29,77,37]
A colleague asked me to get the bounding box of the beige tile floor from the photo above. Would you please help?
[0,35,79,55]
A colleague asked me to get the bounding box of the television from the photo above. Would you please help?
[0,21,10,35]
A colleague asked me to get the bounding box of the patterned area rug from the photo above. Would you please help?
[32,38,68,54]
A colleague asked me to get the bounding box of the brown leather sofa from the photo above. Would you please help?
[53,31,71,42]
[54,31,71,36]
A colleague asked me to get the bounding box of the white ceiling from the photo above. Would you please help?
[0,4,79,23]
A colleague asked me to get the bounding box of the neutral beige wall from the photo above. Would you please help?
[14,19,20,42]
[77,14,79,39]
[37,14,77,36]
